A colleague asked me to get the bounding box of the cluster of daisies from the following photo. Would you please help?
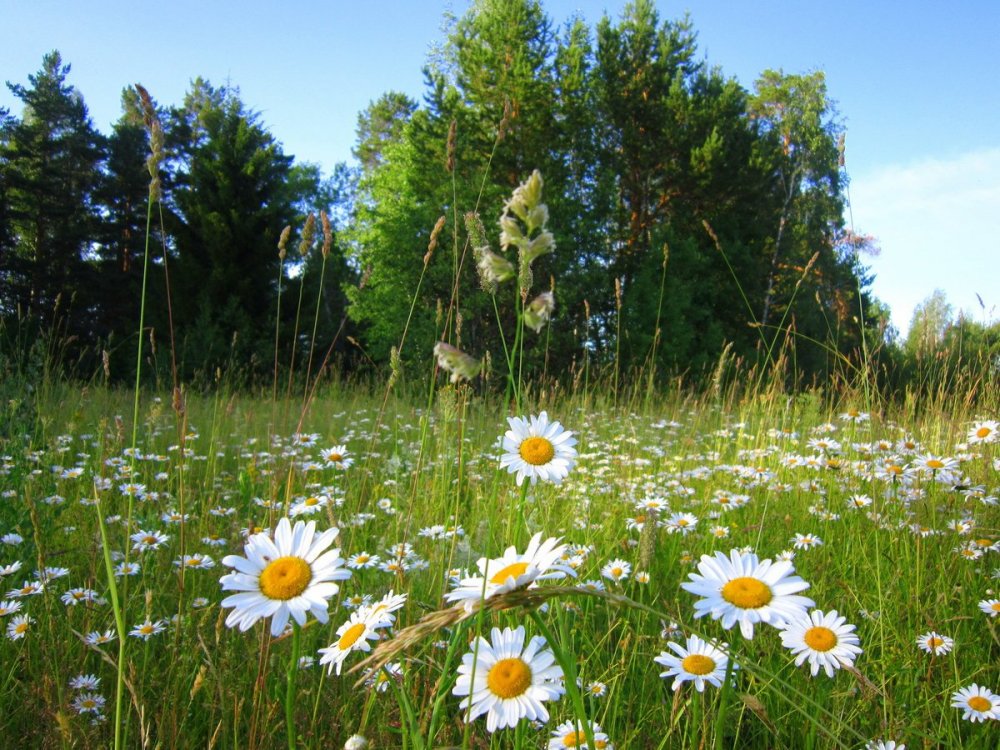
[2,405,997,746]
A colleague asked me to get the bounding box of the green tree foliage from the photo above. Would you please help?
[163,80,302,378]
[0,52,105,346]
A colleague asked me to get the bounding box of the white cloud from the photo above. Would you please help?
[848,147,1000,336]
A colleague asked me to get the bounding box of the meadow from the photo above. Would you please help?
[1,367,998,749]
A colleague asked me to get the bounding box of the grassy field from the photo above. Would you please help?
[0,376,997,749]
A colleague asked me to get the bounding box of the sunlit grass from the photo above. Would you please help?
[0,378,996,748]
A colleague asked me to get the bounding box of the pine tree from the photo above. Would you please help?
[0,51,105,342]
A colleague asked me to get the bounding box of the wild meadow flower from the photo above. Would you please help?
[82,629,116,646]
[548,719,613,749]
[978,598,1000,617]
[347,551,380,570]
[0,599,22,616]
[951,683,1000,722]
[967,420,998,445]
[453,625,565,732]
[499,412,577,486]
[129,619,166,640]
[69,674,101,691]
[219,517,350,637]
[585,680,608,698]
[318,609,380,676]
[343,735,369,750]
[681,549,814,639]
[6,613,33,640]
[445,532,574,610]
[601,559,631,583]
[655,634,734,692]
[865,741,905,750]
[289,493,330,517]
[72,692,107,715]
[6,580,44,598]
[779,610,862,677]
[791,533,823,550]
[915,631,954,656]
[320,445,353,469]
[131,529,169,552]
[174,553,216,570]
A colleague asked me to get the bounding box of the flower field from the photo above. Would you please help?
[1,384,997,749]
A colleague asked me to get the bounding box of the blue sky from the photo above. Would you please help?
[3,0,998,336]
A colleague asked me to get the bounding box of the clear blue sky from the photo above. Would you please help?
[3,0,998,336]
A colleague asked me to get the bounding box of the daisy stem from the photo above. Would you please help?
[712,641,736,750]
[285,621,300,750]
[529,609,597,750]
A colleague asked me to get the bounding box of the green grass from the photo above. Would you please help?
[0,377,997,749]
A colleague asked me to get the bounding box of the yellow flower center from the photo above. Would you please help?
[681,654,717,675]
[967,696,991,712]
[886,464,903,475]
[611,567,623,577]
[804,626,837,652]
[562,731,583,747]
[486,657,532,699]
[14,622,28,634]
[519,436,555,466]
[721,577,773,609]
[258,556,312,600]
[991,602,1000,612]
[926,459,944,470]
[328,453,343,462]
[144,536,158,545]
[305,496,319,506]
[337,622,367,651]
[927,636,943,649]
[975,539,993,548]
[490,561,529,585]
[976,427,992,439]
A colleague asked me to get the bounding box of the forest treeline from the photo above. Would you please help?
[1,0,996,395]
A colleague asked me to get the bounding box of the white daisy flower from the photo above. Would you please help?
[321,445,353,469]
[951,683,1000,722]
[601,559,631,583]
[452,625,565,732]
[317,610,380,676]
[6,613,33,640]
[654,634,734,692]
[978,598,1000,617]
[444,532,574,610]
[915,631,954,656]
[779,609,862,677]
[680,549,814,639]
[220,517,351,636]
[547,719,613,749]
[865,741,905,750]
[499,412,577,486]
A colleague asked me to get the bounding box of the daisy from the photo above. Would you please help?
[915,631,954,656]
[347,551,381,570]
[131,529,169,552]
[665,512,698,535]
[363,589,407,628]
[499,412,577,486]
[83,629,117,646]
[69,674,101,691]
[978,599,1000,617]
[791,533,823,550]
[129,619,166,640]
[951,683,1000,722]
[585,680,607,698]
[220,517,351,637]
[601,559,631,583]
[321,445,353,469]
[6,613,33,640]
[72,692,107,715]
[289,494,330,517]
[654,635,734,692]
[681,549,814,639]
[779,609,862,677]
[967,420,999,445]
[547,719,613,749]
[865,741,905,750]
[317,610,380,676]
[452,625,565,732]
[6,580,44,598]
[445,532,574,610]
[0,599,22,616]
